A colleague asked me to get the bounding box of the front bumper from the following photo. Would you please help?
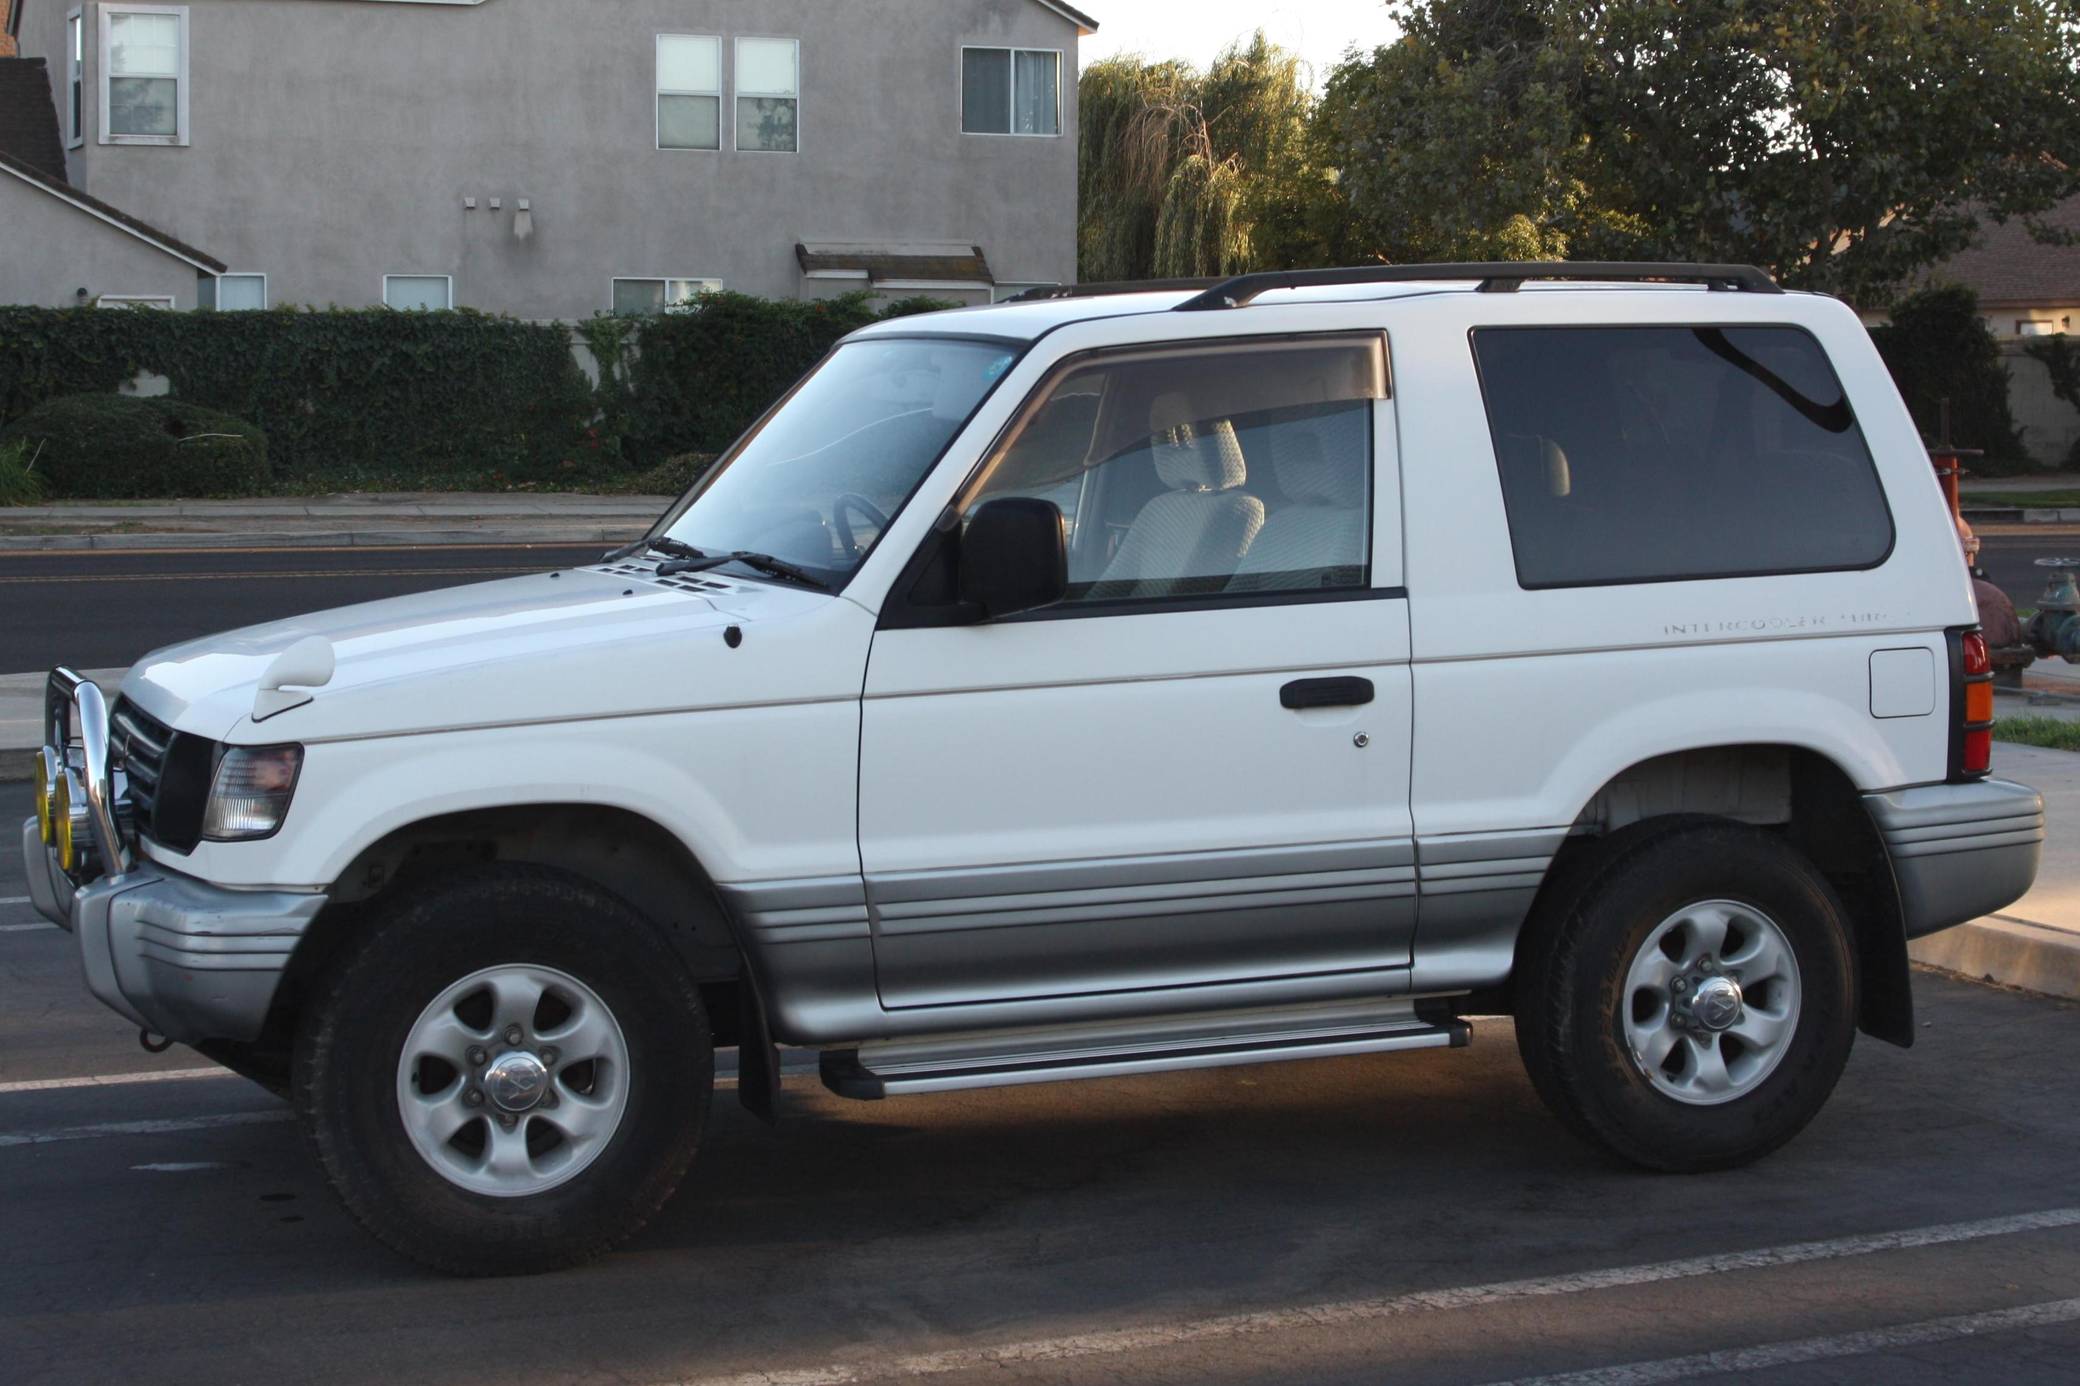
[1864,778,2045,940]
[21,816,325,1043]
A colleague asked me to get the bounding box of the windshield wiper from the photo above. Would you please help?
[657,550,829,591]
[602,535,707,563]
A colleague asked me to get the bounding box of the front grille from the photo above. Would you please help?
[112,699,212,852]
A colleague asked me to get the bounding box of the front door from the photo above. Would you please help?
[857,334,1415,1010]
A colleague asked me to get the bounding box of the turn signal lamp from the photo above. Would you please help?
[1955,628,1994,780]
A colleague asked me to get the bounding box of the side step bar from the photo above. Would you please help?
[821,998,1470,1100]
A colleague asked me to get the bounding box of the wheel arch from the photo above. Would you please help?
[1508,743,1912,1047]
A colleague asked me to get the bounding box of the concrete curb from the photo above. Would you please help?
[1962,506,2080,525]
[1910,916,2080,1002]
[0,525,647,552]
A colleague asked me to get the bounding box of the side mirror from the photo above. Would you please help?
[958,497,1067,620]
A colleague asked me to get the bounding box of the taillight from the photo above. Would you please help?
[1950,627,1994,780]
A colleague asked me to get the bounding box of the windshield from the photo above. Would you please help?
[654,337,1018,587]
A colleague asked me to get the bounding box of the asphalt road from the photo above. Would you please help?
[0,542,615,674]
[4,530,2078,678]
[5,784,2080,1385]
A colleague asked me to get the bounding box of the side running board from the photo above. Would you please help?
[821,997,1469,1099]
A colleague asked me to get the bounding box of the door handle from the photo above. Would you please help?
[1280,676,1375,710]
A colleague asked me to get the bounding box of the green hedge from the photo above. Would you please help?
[0,293,962,494]
[1870,285,2030,472]
[1,393,268,498]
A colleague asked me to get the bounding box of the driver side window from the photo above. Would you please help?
[968,336,1384,607]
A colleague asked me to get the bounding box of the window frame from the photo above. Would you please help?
[205,272,267,310]
[382,274,454,312]
[958,44,1063,138]
[96,294,177,309]
[1467,320,1898,592]
[654,32,722,153]
[65,7,84,149]
[98,3,188,147]
[733,35,799,154]
[881,331,1392,630]
[609,275,724,314]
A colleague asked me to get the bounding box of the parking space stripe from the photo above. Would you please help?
[1491,1297,2080,1386]
[0,1068,230,1095]
[658,1208,2080,1386]
[0,1110,291,1148]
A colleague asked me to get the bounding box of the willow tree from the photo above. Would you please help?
[1078,34,1327,282]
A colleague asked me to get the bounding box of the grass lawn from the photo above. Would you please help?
[1994,716,2080,752]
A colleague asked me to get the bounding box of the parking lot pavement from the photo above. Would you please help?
[7,779,2080,1385]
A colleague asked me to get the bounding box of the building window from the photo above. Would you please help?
[383,276,452,311]
[612,277,722,315]
[656,34,720,151]
[204,273,266,310]
[96,295,176,309]
[961,47,1060,136]
[2017,319,2061,337]
[99,5,187,145]
[65,9,83,148]
[735,37,798,152]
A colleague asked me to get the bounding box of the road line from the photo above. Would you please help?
[0,566,547,584]
[0,1068,230,1095]
[0,1110,290,1148]
[1491,1297,2080,1385]
[0,895,30,905]
[658,1207,2080,1386]
[0,922,52,933]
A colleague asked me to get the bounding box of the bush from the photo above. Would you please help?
[1870,284,2030,471]
[0,394,268,498]
[0,437,43,506]
[611,452,717,496]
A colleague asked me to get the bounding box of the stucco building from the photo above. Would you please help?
[1,0,1094,316]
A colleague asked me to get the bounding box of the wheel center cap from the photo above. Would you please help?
[1691,976,1744,1032]
[483,1051,549,1112]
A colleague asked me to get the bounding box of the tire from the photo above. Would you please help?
[1513,823,1856,1172]
[294,865,713,1275]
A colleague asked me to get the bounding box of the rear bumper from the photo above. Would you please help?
[1863,779,2045,940]
[21,817,325,1043]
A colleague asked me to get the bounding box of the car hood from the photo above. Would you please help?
[119,564,869,743]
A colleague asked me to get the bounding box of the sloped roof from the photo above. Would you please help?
[0,57,65,181]
[1930,195,2080,306]
[1031,0,1099,34]
[0,146,225,272]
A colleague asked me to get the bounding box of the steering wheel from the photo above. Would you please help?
[831,493,893,558]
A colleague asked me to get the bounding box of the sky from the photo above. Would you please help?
[1076,1,1401,86]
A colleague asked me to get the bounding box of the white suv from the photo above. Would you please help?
[23,263,2044,1274]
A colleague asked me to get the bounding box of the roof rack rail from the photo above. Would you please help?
[1174,261,1781,311]
[1008,278,1223,304]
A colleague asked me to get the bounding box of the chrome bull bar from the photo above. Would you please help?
[45,666,132,879]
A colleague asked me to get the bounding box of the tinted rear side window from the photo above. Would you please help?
[1471,325,1893,587]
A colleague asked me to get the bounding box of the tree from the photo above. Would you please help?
[1870,285,2028,465]
[1319,0,2080,302]
[1077,34,1330,281]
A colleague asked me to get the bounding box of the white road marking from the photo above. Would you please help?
[0,895,31,905]
[0,922,52,933]
[131,1161,239,1172]
[1492,1297,2080,1386]
[0,1068,228,1095]
[0,1110,290,1148]
[659,1207,2080,1386]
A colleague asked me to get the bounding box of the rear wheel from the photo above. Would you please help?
[295,866,712,1275]
[1514,824,1856,1171]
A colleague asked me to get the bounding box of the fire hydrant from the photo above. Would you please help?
[2027,559,2080,663]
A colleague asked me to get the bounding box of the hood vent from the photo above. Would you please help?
[590,562,744,597]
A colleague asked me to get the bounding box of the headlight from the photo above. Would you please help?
[201,744,304,842]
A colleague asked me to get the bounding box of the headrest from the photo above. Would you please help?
[1272,430,1366,508]
[1149,393,1247,492]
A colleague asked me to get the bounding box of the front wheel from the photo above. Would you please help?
[1514,824,1857,1172]
[295,867,713,1275]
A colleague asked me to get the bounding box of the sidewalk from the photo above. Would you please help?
[0,492,673,551]
[1959,471,2080,525]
